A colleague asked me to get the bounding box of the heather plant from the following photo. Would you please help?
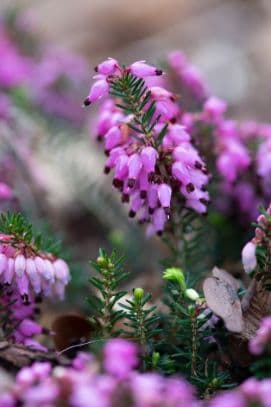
[1,12,271,403]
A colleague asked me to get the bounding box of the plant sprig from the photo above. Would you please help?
[0,211,62,256]
[110,72,168,146]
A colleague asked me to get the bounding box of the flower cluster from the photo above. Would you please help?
[0,233,70,300]
[0,339,197,407]
[4,337,271,407]
[1,290,46,350]
[178,90,271,222]
[241,202,271,274]
[156,50,271,222]
[0,226,70,347]
[85,58,210,235]
[249,317,271,355]
[210,378,271,407]
[0,10,88,125]
[167,50,208,103]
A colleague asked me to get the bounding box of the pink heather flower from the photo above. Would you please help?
[0,393,15,407]
[158,183,172,212]
[0,233,70,326]
[210,391,246,407]
[0,28,32,88]
[0,182,13,200]
[249,317,271,355]
[240,378,260,399]
[72,352,93,370]
[129,61,163,77]
[18,319,43,337]
[4,257,15,284]
[130,373,164,406]
[53,259,70,284]
[84,57,210,234]
[165,378,196,405]
[104,126,123,152]
[95,57,119,75]
[152,208,167,235]
[242,241,257,274]
[83,78,109,106]
[167,50,208,101]
[15,254,26,278]
[140,146,158,174]
[203,96,227,122]
[23,381,59,405]
[0,253,7,275]
[128,154,143,187]
[103,339,138,379]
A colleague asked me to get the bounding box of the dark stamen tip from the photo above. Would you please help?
[155,69,163,76]
[83,98,91,107]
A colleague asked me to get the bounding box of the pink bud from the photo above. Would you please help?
[104,147,124,172]
[114,155,128,181]
[16,273,29,296]
[53,259,70,283]
[147,184,158,212]
[141,147,158,174]
[105,126,122,151]
[14,254,26,278]
[34,256,46,277]
[128,154,142,187]
[242,242,257,274]
[0,182,13,200]
[173,145,199,167]
[129,61,162,78]
[54,281,65,300]
[95,58,119,75]
[139,170,149,198]
[152,208,167,235]
[25,258,37,279]
[204,96,227,121]
[83,79,109,106]
[168,124,191,144]
[18,319,42,337]
[158,184,172,211]
[4,257,14,284]
[172,162,190,185]
[32,362,52,380]
[17,366,35,386]
[26,258,41,293]
[0,253,7,275]
[43,259,55,281]
[186,198,207,214]
[129,193,143,217]
[241,378,260,398]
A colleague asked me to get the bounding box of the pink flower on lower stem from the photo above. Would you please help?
[95,58,119,75]
[83,78,109,106]
[129,61,163,78]
[103,339,138,379]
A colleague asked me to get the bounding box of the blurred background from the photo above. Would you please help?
[1,0,271,312]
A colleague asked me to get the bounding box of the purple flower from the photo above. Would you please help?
[129,61,163,78]
[103,339,138,379]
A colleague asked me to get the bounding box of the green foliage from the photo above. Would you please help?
[88,249,128,338]
[0,211,62,255]
[251,355,271,379]
[87,248,233,394]
[159,270,231,395]
[110,71,167,145]
[119,287,160,351]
